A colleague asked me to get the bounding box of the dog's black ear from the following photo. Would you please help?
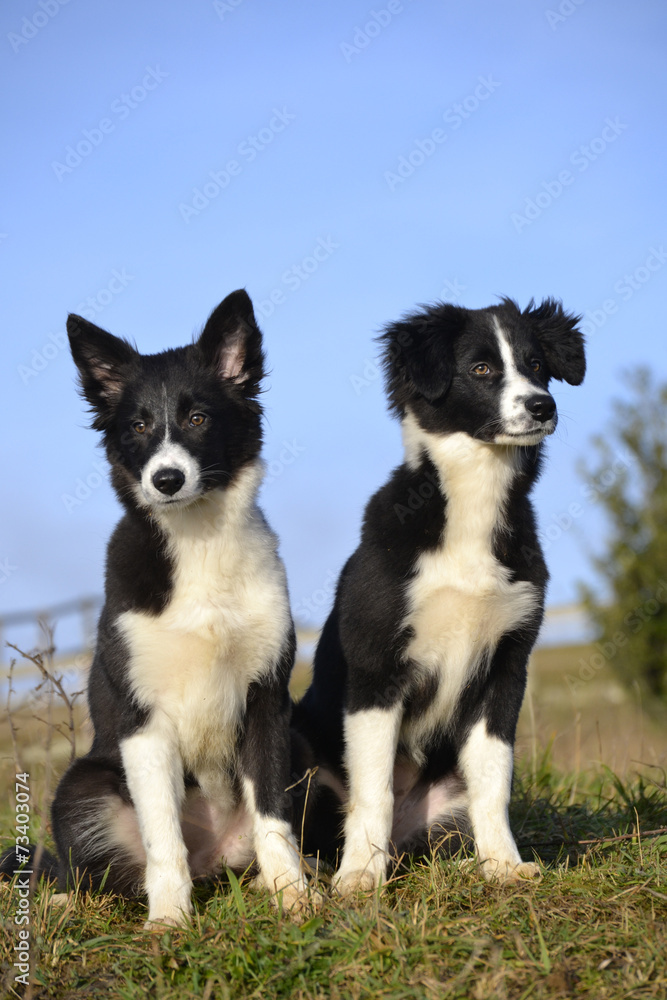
[380,304,465,414]
[197,289,265,395]
[524,298,586,385]
[67,315,137,428]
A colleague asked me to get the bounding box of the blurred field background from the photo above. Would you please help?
[3,378,665,998]
[2,603,666,814]
[1,623,666,1000]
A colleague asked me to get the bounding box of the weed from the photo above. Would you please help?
[1,645,666,998]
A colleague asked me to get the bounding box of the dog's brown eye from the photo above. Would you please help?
[132,420,146,434]
[189,413,206,427]
[472,363,490,376]
[531,359,541,372]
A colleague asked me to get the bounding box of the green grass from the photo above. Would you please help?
[2,760,666,1000]
[2,646,667,998]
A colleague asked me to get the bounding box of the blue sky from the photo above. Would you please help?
[2,0,666,650]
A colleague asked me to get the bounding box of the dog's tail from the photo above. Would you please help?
[0,843,59,883]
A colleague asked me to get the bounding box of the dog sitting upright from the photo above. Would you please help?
[49,290,311,925]
[293,297,585,892]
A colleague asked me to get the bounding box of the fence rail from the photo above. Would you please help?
[0,595,592,675]
[0,596,102,667]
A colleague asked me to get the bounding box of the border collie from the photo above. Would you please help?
[293,297,585,892]
[33,291,313,925]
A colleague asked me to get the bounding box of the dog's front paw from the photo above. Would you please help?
[275,881,324,916]
[49,892,71,908]
[261,871,323,919]
[143,912,190,932]
[479,859,541,884]
[144,889,193,930]
[333,861,385,896]
[258,864,323,917]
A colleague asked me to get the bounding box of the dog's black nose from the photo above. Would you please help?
[525,394,556,423]
[152,468,186,496]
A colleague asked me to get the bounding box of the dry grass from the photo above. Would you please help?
[1,644,666,998]
[520,645,667,777]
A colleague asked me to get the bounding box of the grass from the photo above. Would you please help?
[1,647,667,998]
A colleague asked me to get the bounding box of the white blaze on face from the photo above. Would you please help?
[493,318,555,444]
[132,384,204,508]
[162,384,170,442]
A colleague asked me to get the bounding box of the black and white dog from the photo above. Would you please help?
[47,291,312,925]
[293,297,585,892]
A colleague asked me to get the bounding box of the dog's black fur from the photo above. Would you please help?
[293,297,585,889]
[1,291,315,924]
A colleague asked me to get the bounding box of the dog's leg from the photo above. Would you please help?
[239,672,315,912]
[334,704,402,895]
[458,717,539,883]
[120,722,192,927]
[52,757,145,895]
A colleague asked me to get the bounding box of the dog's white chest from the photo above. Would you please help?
[401,425,538,748]
[117,484,291,768]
